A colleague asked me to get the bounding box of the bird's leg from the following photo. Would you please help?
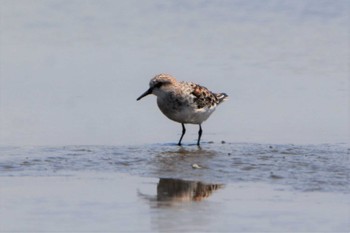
[178,123,186,146]
[197,124,202,146]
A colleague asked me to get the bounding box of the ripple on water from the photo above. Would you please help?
[0,143,348,193]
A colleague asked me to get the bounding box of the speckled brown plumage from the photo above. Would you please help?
[137,73,228,145]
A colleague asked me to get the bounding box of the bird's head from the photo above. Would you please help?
[137,74,176,101]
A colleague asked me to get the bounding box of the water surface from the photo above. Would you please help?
[1,143,348,193]
[0,143,349,231]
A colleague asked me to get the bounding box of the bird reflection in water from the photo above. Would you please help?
[157,178,223,202]
[139,178,223,206]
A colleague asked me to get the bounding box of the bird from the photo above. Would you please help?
[137,74,228,146]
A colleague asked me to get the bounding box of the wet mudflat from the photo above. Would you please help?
[0,143,349,232]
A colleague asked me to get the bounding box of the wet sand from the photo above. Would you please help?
[1,171,349,232]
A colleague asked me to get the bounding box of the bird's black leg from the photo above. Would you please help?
[197,124,202,146]
[178,123,186,146]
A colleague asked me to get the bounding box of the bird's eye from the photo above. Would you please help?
[154,82,163,88]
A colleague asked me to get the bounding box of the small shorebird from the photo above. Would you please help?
[137,74,228,146]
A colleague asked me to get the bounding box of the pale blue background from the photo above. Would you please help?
[0,0,348,145]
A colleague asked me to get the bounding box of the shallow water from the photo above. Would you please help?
[0,143,349,231]
[1,172,349,232]
[1,143,348,193]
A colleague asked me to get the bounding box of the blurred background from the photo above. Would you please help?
[0,0,348,145]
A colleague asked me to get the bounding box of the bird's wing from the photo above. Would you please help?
[187,82,218,109]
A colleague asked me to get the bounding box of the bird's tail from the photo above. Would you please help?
[215,93,228,104]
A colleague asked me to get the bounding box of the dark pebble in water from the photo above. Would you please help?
[221,140,226,144]
[228,153,231,156]
[208,141,214,144]
[269,146,273,149]
[270,172,283,179]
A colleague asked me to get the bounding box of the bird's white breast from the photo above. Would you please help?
[157,96,216,124]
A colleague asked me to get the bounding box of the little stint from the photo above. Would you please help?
[137,74,228,146]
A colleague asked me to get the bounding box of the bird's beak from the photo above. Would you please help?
[137,87,153,101]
